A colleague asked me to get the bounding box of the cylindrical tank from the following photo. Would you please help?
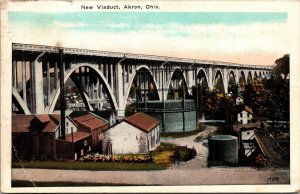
[208,135,239,165]
[139,100,197,133]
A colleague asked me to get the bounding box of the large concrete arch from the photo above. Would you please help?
[166,68,189,100]
[122,65,160,110]
[228,70,237,84]
[48,63,118,113]
[212,68,225,94]
[247,71,253,84]
[12,87,31,114]
[239,70,247,90]
[254,71,258,81]
[166,67,188,91]
[197,68,209,87]
[227,70,237,90]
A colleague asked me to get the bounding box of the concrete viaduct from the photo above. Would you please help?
[12,43,272,117]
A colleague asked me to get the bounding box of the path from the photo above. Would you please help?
[161,125,217,169]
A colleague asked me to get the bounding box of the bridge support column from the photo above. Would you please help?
[116,60,125,118]
[208,67,214,90]
[223,68,228,94]
[46,61,50,107]
[12,60,17,88]
[54,62,58,89]
[22,61,27,105]
[110,64,114,92]
[235,69,239,85]
[32,59,45,114]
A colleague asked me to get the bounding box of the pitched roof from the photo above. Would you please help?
[12,114,59,133]
[64,132,91,142]
[73,113,107,130]
[124,112,160,133]
[233,121,271,133]
[12,115,35,132]
[35,115,50,123]
[238,105,253,114]
[69,110,114,121]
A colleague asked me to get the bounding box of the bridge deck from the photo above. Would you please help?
[12,43,272,70]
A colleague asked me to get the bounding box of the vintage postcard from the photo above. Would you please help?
[1,0,300,193]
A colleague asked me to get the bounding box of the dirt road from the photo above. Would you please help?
[12,167,290,185]
[161,125,217,169]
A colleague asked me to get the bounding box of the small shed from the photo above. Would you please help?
[102,112,160,155]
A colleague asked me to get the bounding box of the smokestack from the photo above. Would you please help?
[59,48,66,140]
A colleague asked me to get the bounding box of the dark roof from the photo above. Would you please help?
[92,110,116,120]
[12,114,59,133]
[64,132,91,142]
[73,113,107,130]
[69,110,115,121]
[124,112,160,133]
[35,115,50,123]
[233,121,271,133]
[69,111,90,119]
[49,114,61,124]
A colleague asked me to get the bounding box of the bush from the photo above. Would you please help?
[79,153,152,163]
[174,146,197,161]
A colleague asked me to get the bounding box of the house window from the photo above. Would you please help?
[240,120,243,123]
[81,149,84,156]
[84,140,87,146]
[248,120,250,123]
[240,113,242,117]
[247,113,250,117]
[71,127,73,132]
[247,131,250,135]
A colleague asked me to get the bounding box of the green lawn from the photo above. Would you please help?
[11,180,156,187]
[12,161,167,171]
[150,143,176,164]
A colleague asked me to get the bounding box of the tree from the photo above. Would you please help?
[273,54,289,79]
[228,83,239,102]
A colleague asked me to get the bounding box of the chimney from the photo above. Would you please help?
[59,48,66,139]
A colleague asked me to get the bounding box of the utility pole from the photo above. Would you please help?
[59,48,66,140]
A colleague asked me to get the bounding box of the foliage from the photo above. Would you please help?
[125,105,135,116]
[272,54,289,79]
[264,75,289,121]
[243,80,271,116]
[174,146,197,161]
[150,143,176,165]
[228,83,239,102]
[243,72,289,122]
[78,153,152,163]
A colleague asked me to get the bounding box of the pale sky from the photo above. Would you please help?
[8,12,289,66]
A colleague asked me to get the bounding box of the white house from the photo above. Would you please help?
[236,95,244,105]
[237,106,253,124]
[102,112,160,155]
